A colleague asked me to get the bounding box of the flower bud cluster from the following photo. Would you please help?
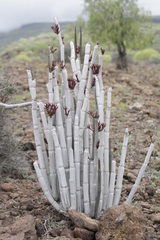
[45,103,58,118]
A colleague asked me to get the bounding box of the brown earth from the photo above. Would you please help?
[0,60,160,239]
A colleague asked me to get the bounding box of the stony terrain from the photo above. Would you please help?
[0,60,160,239]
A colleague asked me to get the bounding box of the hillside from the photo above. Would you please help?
[0,21,73,50]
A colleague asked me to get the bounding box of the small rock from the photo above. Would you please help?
[49,228,61,237]
[10,209,19,217]
[25,129,34,137]
[1,183,16,192]
[22,142,35,151]
[60,228,74,238]
[0,226,11,235]
[118,76,130,83]
[96,205,146,240]
[68,209,98,232]
[108,68,116,74]
[36,218,45,237]
[140,147,156,156]
[20,198,32,210]
[54,237,70,240]
[22,83,29,91]
[27,203,34,211]
[11,214,37,240]
[150,214,160,223]
[125,172,137,183]
[0,194,9,202]
[6,200,13,209]
[129,102,143,111]
[145,186,155,196]
[141,201,151,209]
[149,110,160,119]
[74,227,94,240]
[0,214,6,220]
[9,193,19,199]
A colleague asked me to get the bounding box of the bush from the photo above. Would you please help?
[103,54,111,64]
[133,48,160,62]
[0,68,17,181]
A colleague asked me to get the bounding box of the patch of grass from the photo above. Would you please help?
[116,141,123,147]
[22,173,35,180]
[152,182,156,188]
[118,102,128,110]
[24,91,31,100]
[15,95,24,102]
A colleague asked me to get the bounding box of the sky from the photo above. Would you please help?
[0,0,160,32]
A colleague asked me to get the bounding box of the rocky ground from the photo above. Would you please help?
[0,60,160,239]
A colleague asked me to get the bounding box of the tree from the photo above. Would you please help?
[84,0,153,69]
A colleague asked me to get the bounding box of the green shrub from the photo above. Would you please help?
[133,48,160,62]
[14,51,41,62]
[103,54,111,64]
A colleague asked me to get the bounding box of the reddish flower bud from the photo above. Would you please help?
[96,139,100,149]
[90,64,101,75]
[68,78,76,90]
[150,135,153,143]
[88,111,99,119]
[75,74,80,83]
[76,46,81,54]
[98,121,106,132]
[63,106,70,116]
[45,103,58,118]
[87,125,94,132]
[60,60,65,70]
[101,48,105,55]
[51,60,56,72]
[91,77,96,88]
[89,55,92,62]
[51,24,60,34]
[61,36,64,44]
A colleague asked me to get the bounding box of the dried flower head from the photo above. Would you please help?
[90,64,101,75]
[51,24,60,34]
[76,46,81,54]
[68,78,76,90]
[101,48,105,55]
[45,103,58,118]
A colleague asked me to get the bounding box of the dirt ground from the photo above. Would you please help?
[0,60,160,239]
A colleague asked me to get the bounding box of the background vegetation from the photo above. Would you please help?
[0,14,160,65]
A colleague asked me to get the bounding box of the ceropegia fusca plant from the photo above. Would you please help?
[0,17,154,219]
